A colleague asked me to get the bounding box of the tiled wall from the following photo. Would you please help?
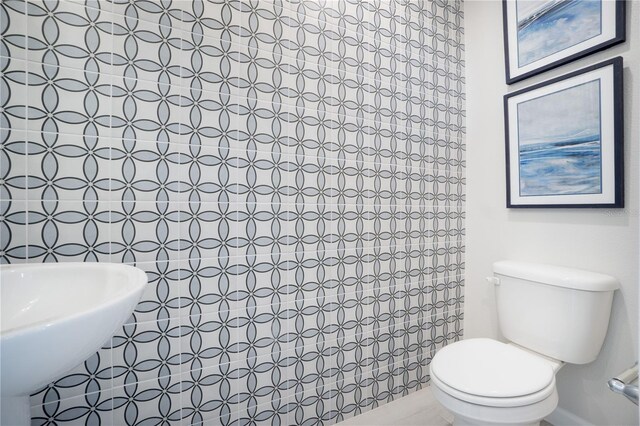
[0,0,465,424]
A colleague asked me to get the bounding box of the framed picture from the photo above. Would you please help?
[503,0,625,84]
[504,57,623,208]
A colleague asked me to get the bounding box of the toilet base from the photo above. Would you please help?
[452,412,539,426]
[431,382,558,426]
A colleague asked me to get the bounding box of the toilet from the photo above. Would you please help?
[430,260,619,426]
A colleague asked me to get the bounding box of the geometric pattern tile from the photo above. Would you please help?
[0,0,465,424]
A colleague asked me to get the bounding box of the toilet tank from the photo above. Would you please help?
[493,261,618,364]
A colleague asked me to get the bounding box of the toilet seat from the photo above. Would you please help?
[430,338,556,408]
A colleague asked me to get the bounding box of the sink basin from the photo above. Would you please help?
[0,262,147,425]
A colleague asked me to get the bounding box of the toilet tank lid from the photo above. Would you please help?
[493,261,619,292]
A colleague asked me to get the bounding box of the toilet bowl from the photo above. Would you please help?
[429,261,619,426]
[430,338,562,426]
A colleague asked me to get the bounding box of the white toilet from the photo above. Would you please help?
[430,260,619,426]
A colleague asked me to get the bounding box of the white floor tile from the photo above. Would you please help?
[337,386,453,426]
[337,386,555,426]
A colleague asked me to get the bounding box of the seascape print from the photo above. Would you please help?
[517,80,602,196]
[517,0,602,67]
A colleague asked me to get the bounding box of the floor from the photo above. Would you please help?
[338,386,554,426]
[339,386,454,426]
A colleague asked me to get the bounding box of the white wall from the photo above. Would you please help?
[465,2,639,425]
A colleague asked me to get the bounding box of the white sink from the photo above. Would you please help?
[0,262,147,425]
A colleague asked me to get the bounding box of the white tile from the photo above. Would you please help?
[338,385,453,426]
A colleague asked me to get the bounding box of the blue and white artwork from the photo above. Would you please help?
[517,80,602,196]
[517,0,602,67]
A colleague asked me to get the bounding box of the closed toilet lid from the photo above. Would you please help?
[431,338,555,399]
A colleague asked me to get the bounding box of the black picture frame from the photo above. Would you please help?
[504,57,623,208]
[503,0,626,84]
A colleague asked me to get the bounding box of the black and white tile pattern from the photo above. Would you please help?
[0,0,465,424]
